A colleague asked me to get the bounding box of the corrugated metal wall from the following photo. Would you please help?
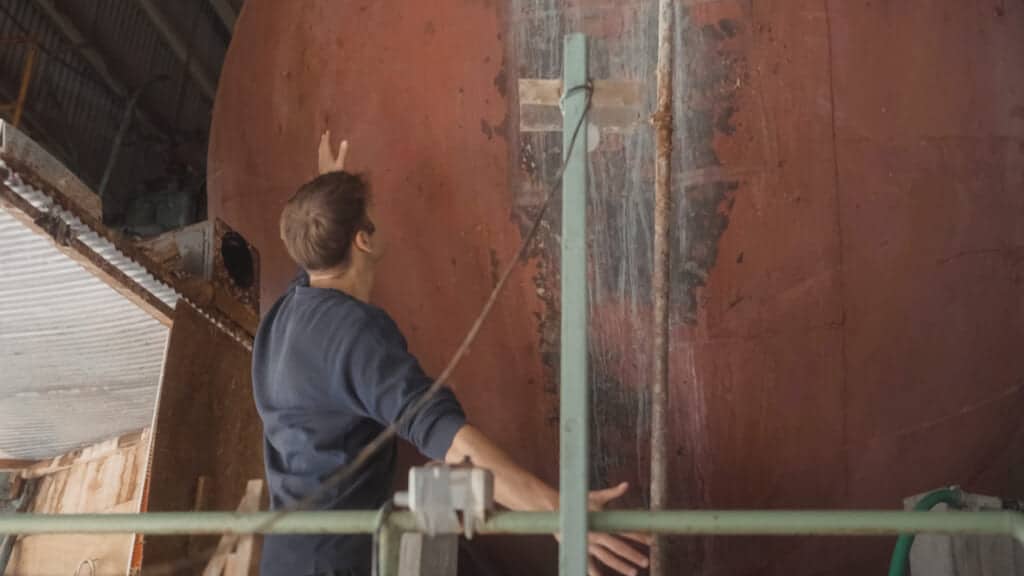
[0,208,167,459]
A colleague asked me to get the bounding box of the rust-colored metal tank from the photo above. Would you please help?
[208,1,1024,573]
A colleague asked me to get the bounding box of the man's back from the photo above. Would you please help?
[252,274,465,576]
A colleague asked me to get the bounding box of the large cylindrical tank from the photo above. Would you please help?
[208,1,1024,573]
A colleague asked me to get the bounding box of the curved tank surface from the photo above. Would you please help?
[208,1,1024,574]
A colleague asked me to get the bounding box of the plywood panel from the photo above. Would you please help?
[141,301,263,570]
[5,433,147,576]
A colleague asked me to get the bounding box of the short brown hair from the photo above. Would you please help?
[279,171,374,271]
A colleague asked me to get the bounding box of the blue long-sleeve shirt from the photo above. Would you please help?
[252,274,466,575]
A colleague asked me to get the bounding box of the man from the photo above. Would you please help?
[253,133,648,576]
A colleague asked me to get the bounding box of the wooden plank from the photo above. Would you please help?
[518,105,643,133]
[25,438,148,514]
[6,500,140,576]
[141,301,262,570]
[0,459,37,470]
[5,437,146,576]
[1,121,101,222]
[223,530,262,576]
[518,79,645,132]
[203,479,265,576]
[22,431,146,480]
[518,79,642,108]
[6,534,135,576]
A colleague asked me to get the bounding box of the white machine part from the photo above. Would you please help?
[394,463,494,539]
[906,490,1024,575]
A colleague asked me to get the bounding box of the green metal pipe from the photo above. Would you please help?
[480,510,1024,540]
[0,511,414,536]
[378,523,404,576]
[2,510,1022,542]
[560,31,591,576]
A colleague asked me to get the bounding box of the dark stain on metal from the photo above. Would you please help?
[677,4,748,172]
[488,248,500,288]
[715,104,738,136]
[493,113,510,143]
[589,362,644,489]
[672,180,740,324]
[701,23,726,43]
[493,62,508,98]
[480,119,495,141]
[718,19,740,38]
[682,108,722,168]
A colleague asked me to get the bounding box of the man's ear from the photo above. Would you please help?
[353,230,373,254]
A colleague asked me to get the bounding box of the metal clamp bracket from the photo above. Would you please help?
[393,463,494,539]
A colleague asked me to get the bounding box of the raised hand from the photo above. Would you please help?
[318,129,349,175]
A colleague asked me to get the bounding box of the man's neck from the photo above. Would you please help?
[308,265,374,303]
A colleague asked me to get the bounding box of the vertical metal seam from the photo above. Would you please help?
[650,0,675,574]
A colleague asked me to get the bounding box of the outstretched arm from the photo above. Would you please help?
[446,425,650,576]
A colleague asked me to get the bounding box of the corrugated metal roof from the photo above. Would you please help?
[0,120,256,459]
[0,207,168,459]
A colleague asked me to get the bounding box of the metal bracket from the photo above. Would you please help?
[394,464,494,539]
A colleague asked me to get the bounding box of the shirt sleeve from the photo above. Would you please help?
[341,311,466,460]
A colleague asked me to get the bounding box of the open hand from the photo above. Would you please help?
[318,129,348,175]
[562,482,650,576]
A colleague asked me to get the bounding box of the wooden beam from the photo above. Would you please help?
[0,186,174,327]
[201,479,265,576]
[1,121,101,222]
[20,430,147,479]
[0,459,39,470]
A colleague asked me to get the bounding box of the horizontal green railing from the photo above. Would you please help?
[0,509,1021,541]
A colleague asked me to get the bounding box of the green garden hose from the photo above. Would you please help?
[887,487,963,576]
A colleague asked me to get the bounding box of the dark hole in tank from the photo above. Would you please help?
[221,231,254,289]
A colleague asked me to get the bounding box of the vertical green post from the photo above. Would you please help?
[378,524,403,576]
[560,32,589,576]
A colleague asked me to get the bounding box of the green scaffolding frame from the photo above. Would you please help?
[3,29,1023,576]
